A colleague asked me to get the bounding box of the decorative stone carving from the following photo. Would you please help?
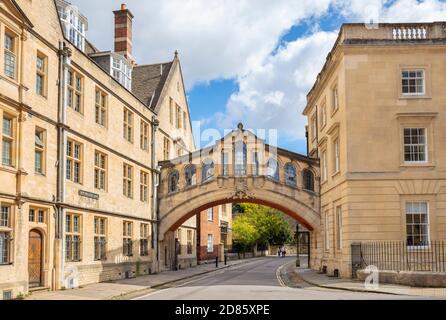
[228,177,254,200]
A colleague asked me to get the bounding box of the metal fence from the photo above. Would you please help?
[359,241,446,272]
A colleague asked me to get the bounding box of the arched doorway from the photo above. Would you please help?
[28,229,43,288]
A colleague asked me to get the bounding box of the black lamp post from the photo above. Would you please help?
[296,224,300,267]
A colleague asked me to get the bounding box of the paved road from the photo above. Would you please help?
[136,256,413,300]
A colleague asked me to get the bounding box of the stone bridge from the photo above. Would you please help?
[156,124,320,270]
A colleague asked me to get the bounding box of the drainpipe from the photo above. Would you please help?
[151,116,160,270]
[55,41,71,289]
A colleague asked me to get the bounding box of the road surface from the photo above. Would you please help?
[136,256,416,300]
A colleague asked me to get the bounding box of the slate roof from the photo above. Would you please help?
[132,61,173,109]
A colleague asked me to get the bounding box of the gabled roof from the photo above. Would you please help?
[7,0,34,28]
[132,61,173,109]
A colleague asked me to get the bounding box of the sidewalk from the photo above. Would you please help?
[287,264,446,298]
[26,258,260,300]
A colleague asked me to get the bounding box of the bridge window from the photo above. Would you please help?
[267,158,279,181]
[252,151,259,176]
[202,159,214,182]
[222,152,229,176]
[168,170,179,193]
[185,165,196,187]
[284,163,297,187]
[303,169,314,191]
[234,141,247,176]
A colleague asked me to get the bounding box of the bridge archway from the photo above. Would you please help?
[156,124,320,270]
[158,176,320,241]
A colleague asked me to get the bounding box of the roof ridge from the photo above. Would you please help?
[135,60,173,68]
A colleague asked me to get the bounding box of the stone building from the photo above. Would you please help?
[0,0,196,299]
[303,22,446,277]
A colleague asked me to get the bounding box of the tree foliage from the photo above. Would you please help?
[232,203,293,252]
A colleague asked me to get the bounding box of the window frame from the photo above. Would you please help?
[94,150,107,191]
[123,221,133,257]
[187,230,193,254]
[335,206,342,251]
[284,163,297,187]
[29,207,46,225]
[36,51,47,97]
[311,113,317,142]
[123,163,133,198]
[324,210,330,251]
[95,88,108,127]
[66,139,83,184]
[403,127,428,164]
[321,149,327,183]
[140,223,149,256]
[123,108,133,143]
[3,30,17,80]
[331,84,339,114]
[169,98,174,125]
[207,208,213,222]
[207,234,214,253]
[34,127,46,175]
[65,213,82,262]
[140,170,149,202]
[67,68,83,114]
[140,120,149,151]
[266,158,279,181]
[401,69,425,96]
[333,137,340,174]
[94,217,107,261]
[2,114,15,168]
[406,201,430,249]
[185,165,197,187]
[163,137,170,160]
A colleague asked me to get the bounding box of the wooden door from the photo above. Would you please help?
[28,230,42,288]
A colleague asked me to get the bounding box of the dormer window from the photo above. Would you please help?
[111,55,132,90]
[56,0,88,51]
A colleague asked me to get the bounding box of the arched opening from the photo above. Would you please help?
[28,229,43,288]
[284,163,297,187]
[234,141,247,176]
[163,196,317,236]
[267,158,279,181]
[302,169,315,191]
[168,170,179,193]
[185,165,196,187]
[159,194,318,272]
[202,159,214,182]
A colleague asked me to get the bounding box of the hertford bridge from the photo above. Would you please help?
[156,124,320,270]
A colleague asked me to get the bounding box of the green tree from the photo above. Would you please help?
[232,203,293,251]
[232,214,259,252]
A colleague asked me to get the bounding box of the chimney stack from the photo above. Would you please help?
[113,3,134,62]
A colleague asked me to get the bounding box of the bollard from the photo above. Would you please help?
[215,256,218,268]
[224,254,227,265]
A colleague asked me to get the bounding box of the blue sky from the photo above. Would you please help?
[72,0,446,155]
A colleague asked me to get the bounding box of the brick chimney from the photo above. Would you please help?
[113,4,134,62]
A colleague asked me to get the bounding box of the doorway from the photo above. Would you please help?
[28,230,43,288]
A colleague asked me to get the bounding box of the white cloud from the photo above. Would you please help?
[70,0,446,147]
[71,0,333,88]
[211,0,446,143]
[216,31,338,141]
[334,0,446,23]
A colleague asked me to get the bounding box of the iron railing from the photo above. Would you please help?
[359,241,446,272]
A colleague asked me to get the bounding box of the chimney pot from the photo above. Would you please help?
[113,4,134,63]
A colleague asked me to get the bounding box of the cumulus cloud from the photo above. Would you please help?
[72,0,333,88]
[71,0,446,147]
[335,0,446,23]
[214,31,338,141]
